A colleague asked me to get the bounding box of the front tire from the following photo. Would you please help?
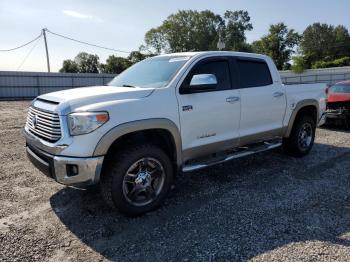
[100,144,174,216]
[283,115,316,157]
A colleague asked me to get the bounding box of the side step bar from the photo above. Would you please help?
[182,140,282,173]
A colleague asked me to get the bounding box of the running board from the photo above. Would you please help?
[182,140,282,173]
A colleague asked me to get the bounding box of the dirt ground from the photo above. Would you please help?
[1,101,350,262]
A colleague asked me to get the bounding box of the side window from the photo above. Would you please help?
[236,59,272,88]
[191,60,231,91]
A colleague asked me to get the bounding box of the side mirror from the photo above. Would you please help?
[188,74,217,93]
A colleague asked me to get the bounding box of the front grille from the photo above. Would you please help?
[26,107,62,143]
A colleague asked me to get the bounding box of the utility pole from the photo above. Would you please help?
[42,28,50,72]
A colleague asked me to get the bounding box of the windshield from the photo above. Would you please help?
[330,84,350,93]
[108,56,190,88]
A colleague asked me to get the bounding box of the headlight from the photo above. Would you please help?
[68,112,109,136]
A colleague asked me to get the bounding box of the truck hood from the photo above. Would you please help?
[327,93,350,103]
[38,86,154,109]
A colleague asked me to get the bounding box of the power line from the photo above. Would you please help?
[45,29,131,54]
[0,33,42,52]
[17,35,42,70]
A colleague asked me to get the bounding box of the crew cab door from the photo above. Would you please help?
[176,57,241,161]
[234,57,286,144]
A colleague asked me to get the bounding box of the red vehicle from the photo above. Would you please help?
[326,81,350,128]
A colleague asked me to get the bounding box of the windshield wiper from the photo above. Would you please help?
[122,84,137,88]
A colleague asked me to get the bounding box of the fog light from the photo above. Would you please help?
[66,164,79,177]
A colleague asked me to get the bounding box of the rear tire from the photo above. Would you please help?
[100,144,174,216]
[283,115,316,157]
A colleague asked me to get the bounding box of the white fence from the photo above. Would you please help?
[1,66,350,100]
[0,71,117,100]
[280,66,350,85]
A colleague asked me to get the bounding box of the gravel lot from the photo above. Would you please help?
[0,101,350,262]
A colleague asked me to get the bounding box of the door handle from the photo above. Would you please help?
[226,96,240,103]
[273,91,284,97]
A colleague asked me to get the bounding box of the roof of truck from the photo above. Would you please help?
[158,51,270,60]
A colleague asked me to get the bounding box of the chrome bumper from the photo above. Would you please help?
[24,129,104,186]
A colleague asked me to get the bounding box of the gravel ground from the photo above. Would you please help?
[1,101,350,262]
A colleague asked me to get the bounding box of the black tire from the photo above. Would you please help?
[100,144,174,216]
[346,116,350,129]
[283,115,316,157]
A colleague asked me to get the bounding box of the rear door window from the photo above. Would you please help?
[237,59,273,88]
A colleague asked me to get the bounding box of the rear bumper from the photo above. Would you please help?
[326,110,350,120]
[24,126,104,187]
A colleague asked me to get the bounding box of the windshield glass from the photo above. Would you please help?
[330,84,350,93]
[108,56,190,88]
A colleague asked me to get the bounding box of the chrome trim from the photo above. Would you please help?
[23,127,72,155]
[182,141,282,172]
[273,91,284,97]
[54,155,104,185]
[226,96,240,103]
[30,106,60,120]
[24,100,73,155]
[26,106,62,143]
[190,74,218,86]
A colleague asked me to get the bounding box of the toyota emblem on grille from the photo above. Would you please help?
[32,114,38,128]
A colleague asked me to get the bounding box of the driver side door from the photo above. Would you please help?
[176,56,241,162]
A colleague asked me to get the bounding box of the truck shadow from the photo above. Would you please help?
[320,123,350,133]
[50,142,350,261]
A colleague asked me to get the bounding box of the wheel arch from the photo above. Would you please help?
[284,99,319,138]
[93,119,182,167]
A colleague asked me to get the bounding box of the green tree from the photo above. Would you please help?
[59,52,100,73]
[312,57,350,69]
[300,23,335,65]
[333,25,350,58]
[144,29,167,54]
[291,55,309,73]
[293,23,350,71]
[252,23,300,70]
[300,23,350,65]
[99,55,132,74]
[59,59,79,73]
[144,9,253,53]
[222,10,253,50]
[74,52,100,73]
[127,51,154,64]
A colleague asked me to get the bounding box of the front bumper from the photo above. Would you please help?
[24,129,104,187]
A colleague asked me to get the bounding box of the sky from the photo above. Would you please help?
[0,0,350,72]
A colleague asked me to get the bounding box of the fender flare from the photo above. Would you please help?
[284,99,319,137]
[93,118,183,166]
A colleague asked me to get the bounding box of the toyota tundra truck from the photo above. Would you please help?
[24,51,327,216]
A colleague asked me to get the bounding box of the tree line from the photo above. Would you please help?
[59,51,153,74]
[60,9,350,74]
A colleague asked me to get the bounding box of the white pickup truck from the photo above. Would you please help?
[24,51,327,216]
